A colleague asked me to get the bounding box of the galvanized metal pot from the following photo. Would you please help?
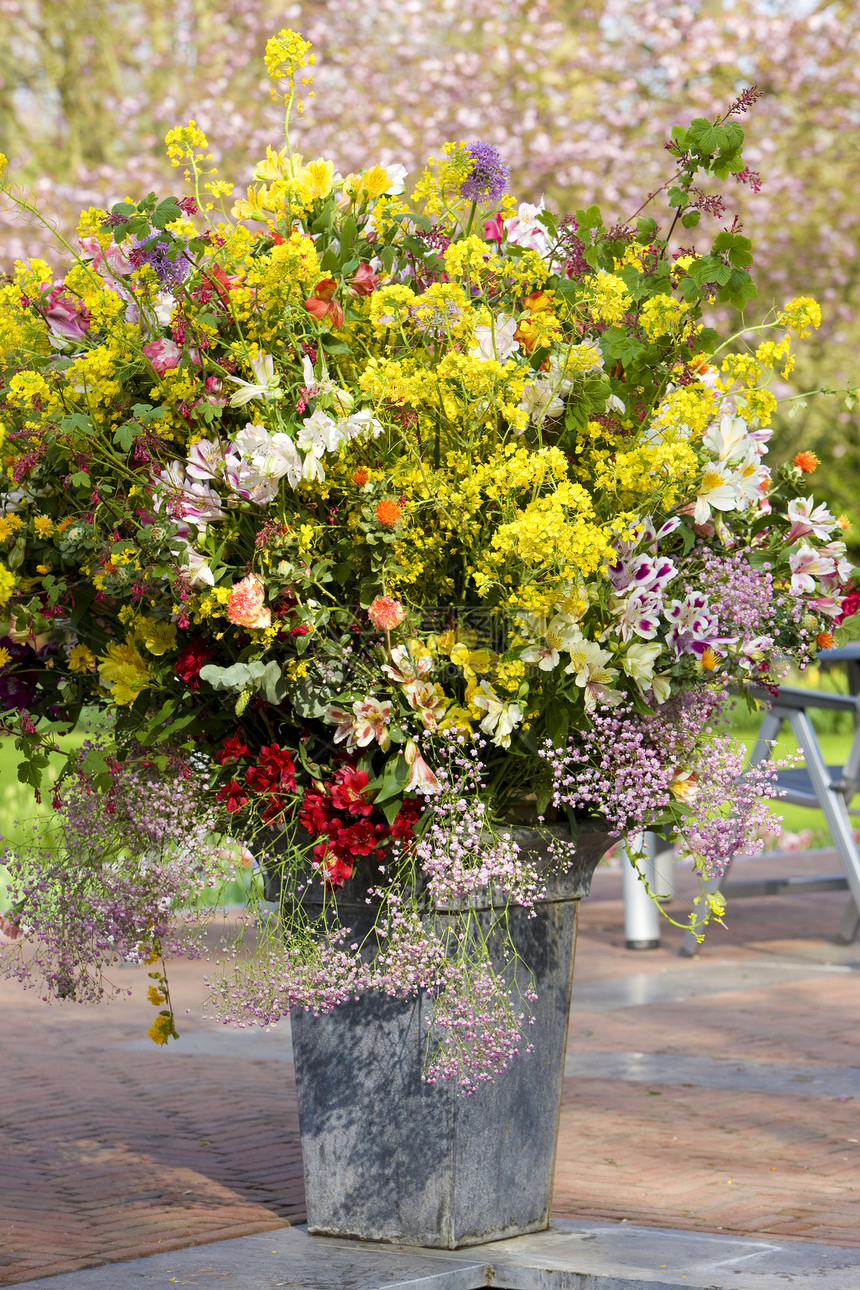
[290,823,616,1249]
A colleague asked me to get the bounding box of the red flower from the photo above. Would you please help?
[390,797,422,840]
[312,845,354,889]
[349,263,380,296]
[175,638,218,690]
[245,765,275,794]
[330,765,374,817]
[304,278,344,327]
[836,589,860,625]
[215,779,249,813]
[259,744,297,792]
[217,733,249,766]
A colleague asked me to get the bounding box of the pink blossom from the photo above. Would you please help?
[226,573,271,629]
[143,337,182,375]
[368,596,406,630]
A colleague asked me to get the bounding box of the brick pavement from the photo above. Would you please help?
[2,850,859,1285]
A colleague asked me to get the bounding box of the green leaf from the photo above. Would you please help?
[694,326,721,354]
[68,471,91,488]
[59,412,95,436]
[688,117,719,154]
[319,334,351,355]
[113,422,139,451]
[681,210,700,229]
[574,204,603,233]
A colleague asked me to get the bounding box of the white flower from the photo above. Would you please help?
[225,352,284,406]
[152,291,176,327]
[186,438,226,482]
[471,681,522,748]
[693,463,737,524]
[730,452,769,508]
[297,408,344,455]
[565,640,623,710]
[703,412,755,463]
[505,201,551,257]
[620,640,663,686]
[383,164,408,195]
[786,496,838,543]
[470,314,520,363]
[519,378,565,426]
[344,407,384,439]
[177,542,215,587]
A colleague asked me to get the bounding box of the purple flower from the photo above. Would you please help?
[130,235,190,289]
[459,141,511,204]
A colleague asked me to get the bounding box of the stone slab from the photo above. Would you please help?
[17,1220,860,1289]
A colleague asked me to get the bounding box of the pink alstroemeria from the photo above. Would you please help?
[143,337,182,375]
[404,739,440,793]
[349,263,380,296]
[483,212,505,243]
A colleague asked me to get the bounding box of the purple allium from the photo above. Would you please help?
[459,141,511,204]
[129,235,191,289]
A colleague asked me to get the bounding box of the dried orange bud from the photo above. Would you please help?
[816,631,835,650]
[793,451,819,473]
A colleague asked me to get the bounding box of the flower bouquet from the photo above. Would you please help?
[0,31,856,1085]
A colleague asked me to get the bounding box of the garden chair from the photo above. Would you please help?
[680,657,860,956]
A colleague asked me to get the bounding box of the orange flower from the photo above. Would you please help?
[522,290,554,314]
[816,631,835,650]
[304,277,344,327]
[793,451,820,473]
[352,467,370,486]
[374,499,402,526]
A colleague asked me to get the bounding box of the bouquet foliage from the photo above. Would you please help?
[0,32,856,1081]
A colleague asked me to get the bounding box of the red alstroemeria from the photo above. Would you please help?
[259,744,297,792]
[217,733,249,766]
[215,779,249,813]
[245,765,276,794]
[175,638,218,691]
[329,764,374,817]
[304,278,344,327]
[312,845,354,889]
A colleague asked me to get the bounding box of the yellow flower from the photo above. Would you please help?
[147,1014,175,1045]
[68,644,97,673]
[98,638,152,705]
[0,564,15,606]
[0,646,12,669]
[778,296,821,338]
[135,617,178,657]
[582,271,632,326]
[33,515,54,537]
[147,986,166,1006]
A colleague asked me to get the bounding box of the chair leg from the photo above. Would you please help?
[835,897,860,945]
[789,709,860,915]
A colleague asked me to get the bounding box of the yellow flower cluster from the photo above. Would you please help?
[411,141,473,215]
[581,271,632,326]
[639,293,690,341]
[650,385,718,442]
[778,296,822,338]
[265,28,315,110]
